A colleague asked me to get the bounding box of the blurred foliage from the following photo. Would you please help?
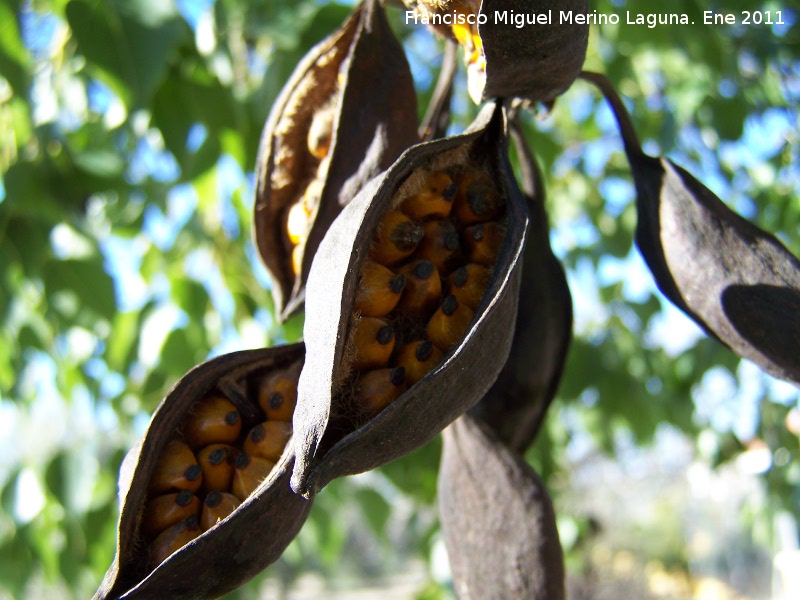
[0,0,798,598]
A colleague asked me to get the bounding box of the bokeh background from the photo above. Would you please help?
[1,0,798,598]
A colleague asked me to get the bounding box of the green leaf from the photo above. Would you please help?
[42,258,117,320]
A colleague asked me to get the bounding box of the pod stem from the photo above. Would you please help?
[419,39,458,142]
[579,71,643,155]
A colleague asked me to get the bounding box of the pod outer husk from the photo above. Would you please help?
[95,345,312,600]
[254,0,419,321]
[478,0,589,103]
[291,102,529,497]
[438,414,564,600]
[581,72,800,386]
[470,112,573,453]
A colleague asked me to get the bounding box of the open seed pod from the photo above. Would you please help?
[581,71,800,386]
[438,413,564,599]
[291,101,529,497]
[405,0,589,104]
[254,0,419,321]
[470,110,573,453]
[95,344,312,600]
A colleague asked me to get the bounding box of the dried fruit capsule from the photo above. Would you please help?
[354,261,406,317]
[353,367,407,418]
[148,441,203,496]
[243,421,293,462]
[400,171,457,220]
[350,317,396,371]
[148,515,202,570]
[427,295,476,352]
[452,173,504,225]
[257,361,301,422]
[182,395,242,449]
[393,340,444,386]
[200,491,242,532]
[396,259,442,320]
[369,210,425,266]
[231,452,277,502]
[142,491,201,538]
[413,219,462,273]
[196,444,238,493]
[447,264,491,309]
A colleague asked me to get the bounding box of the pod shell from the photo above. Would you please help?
[438,414,565,600]
[94,345,312,600]
[292,102,529,497]
[254,0,419,321]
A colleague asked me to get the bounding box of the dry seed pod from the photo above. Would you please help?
[254,0,419,321]
[438,414,564,600]
[95,345,312,600]
[470,110,573,453]
[582,71,800,386]
[406,0,589,104]
[292,101,528,497]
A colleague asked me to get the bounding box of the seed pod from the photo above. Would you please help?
[469,110,573,453]
[196,444,238,494]
[200,492,242,532]
[405,0,589,104]
[95,345,312,600]
[182,395,241,449]
[292,102,528,497]
[353,261,406,317]
[257,360,301,422]
[254,0,419,321]
[438,414,564,600]
[582,71,800,386]
[142,491,201,539]
[244,421,293,463]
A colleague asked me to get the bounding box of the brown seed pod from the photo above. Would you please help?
[254,0,419,321]
[292,102,528,497]
[94,345,312,600]
[582,71,800,386]
[405,0,590,104]
[438,414,564,599]
[469,109,573,454]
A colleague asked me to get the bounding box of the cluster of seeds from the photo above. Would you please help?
[284,95,338,276]
[142,360,302,570]
[342,166,507,419]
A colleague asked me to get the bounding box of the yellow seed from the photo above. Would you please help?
[182,395,241,449]
[351,317,396,371]
[231,453,276,501]
[286,200,310,245]
[413,220,462,273]
[196,443,238,494]
[452,173,503,225]
[354,261,406,317]
[307,100,336,159]
[463,221,505,267]
[142,491,201,538]
[393,340,444,386]
[148,514,201,569]
[370,210,425,266]
[353,367,407,418]
[243,421,293,462]
[257,360,301,421]
[446,264,491,309]
[400,172,457,220]
[397,259,442,320]
[148,441,203,496]
[426,294,475,352]
[200,491,241,532]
